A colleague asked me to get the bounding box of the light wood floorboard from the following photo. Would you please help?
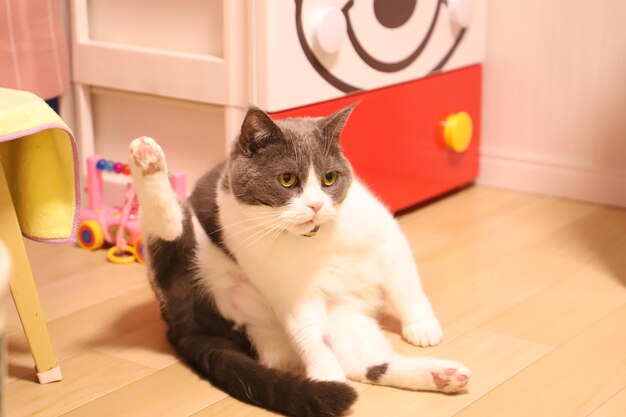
[588,388,626,417]
[4,186,625,416]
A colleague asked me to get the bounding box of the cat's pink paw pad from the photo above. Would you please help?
[129,136,166,176]
[431,366,471,393]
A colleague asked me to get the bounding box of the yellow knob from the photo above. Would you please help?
[443,111,473,153]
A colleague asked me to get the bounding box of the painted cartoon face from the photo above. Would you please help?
[295,0,477,93]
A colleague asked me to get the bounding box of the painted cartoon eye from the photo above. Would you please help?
[322,171,338,186]
[279,173,297,188]
[294,0,475,95]
[373,0,416,29]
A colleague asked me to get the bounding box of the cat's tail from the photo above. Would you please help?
[173,334,357,417]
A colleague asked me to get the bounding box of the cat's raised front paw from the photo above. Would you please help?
[402,319,443,347]
[431,364,471,393]
[129,136,167,176]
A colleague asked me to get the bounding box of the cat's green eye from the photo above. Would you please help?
[279,173,297,188]
[322,171,338,186]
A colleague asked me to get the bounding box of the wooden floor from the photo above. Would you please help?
[5,185,626,417]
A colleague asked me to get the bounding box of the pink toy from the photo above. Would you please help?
[77,155,186,264]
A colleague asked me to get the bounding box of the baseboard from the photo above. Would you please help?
[478,148,626,208]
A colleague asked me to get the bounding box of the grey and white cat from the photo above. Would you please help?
[128,105,470,417]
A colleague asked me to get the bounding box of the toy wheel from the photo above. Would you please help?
[77,220,105,251]
[106,245,137,265]
[133,236,146,264]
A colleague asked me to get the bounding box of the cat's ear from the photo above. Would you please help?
[322,102,357,144]
[238,106,279,156]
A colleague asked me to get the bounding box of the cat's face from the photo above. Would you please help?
[227,105,355,237]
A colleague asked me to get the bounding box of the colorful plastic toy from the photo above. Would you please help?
[77,155,186,264]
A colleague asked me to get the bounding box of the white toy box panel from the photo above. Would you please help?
[251,0,486,112]
[70,0,246,106]
[87,0,224,57]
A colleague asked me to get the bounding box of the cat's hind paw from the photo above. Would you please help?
[402,319,443,347]
[431,365,471,394]
[129,136,167,176]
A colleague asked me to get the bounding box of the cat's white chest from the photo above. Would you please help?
[239,216,387,308]
[220,180,395,309]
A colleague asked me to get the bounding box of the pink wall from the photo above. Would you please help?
[479,0,626,207]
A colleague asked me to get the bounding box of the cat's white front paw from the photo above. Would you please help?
[127,136,183,241]
[129,136,167,176]
[402,319,443,347]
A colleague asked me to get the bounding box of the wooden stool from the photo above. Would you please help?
[0,240,10,414]
[0,163,62,383]
[0,88,81,384]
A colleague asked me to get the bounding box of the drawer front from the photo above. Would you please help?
[71,0,246,106]
[271,64,481,212]
[252,0,485,112]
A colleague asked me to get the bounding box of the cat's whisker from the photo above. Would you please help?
[207,213,280,236]
[208,216,277,235]
[273,222,292,243]
[253,218,291,242]
[231,217,293,254]
[242,219,291,252]
[228,217,282,253]
[218,216,285,241]
[265,218,292,246]
[229,221,282,254]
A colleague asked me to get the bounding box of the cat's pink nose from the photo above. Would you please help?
[308,202,323,213]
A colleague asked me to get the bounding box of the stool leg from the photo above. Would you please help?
[0,165,62,384]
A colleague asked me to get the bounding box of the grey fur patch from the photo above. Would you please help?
[188,161,234,260]
[226,105,356,208]
[146,204,198,292]
[365,363,389,383]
